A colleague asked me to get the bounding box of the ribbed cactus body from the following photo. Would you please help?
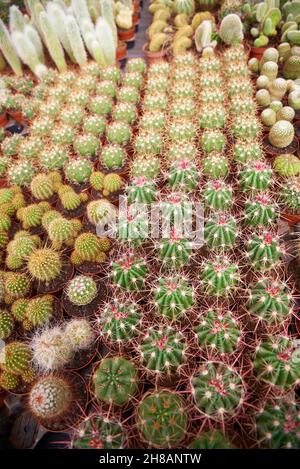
[154,276,194,321]
[99,300,141,343]
[239,161,272,192]
[189,431,231,449]
[232,142,262,165]
[246,232,281,271]
[113,103,137,125]
[93,356,138,406]
[140,112,166,132]
[167,158,199,192]
[175,0,195,15]
[269,120,295,148]
[244,194,277,227]
[0,341,32,376]
[67,275,97,306]
[0,310,14,340]
[279,179,300,211]
[126,178,157,204]
[274,154,300,177]
[203,154,228,179]
[29,375,72,420]
[4,272,30,299]
[201,130,226,153]
[112,255,148,291]
[73,415,125,449]
[135,132,163,155]
[65,158,93,185]
[137,391,188,448]
[201,180,233,211]
[200,257,240,297]
[107,122,132,146]
[157,236,193,269]
[86,199,116,226]
[25,295,54,328]
[199,107,226,129]
[204,213,237,250]
[131,156,160,180]
[28,248,62,282]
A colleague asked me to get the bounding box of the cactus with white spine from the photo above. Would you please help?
[154,275,194,321]
[29,375,73,421]
[98,299,141,345]
[111,254,149,292]
[244,194,277,227]
[204,213,237,251]
[200,256,240,297]
[246,232,282,272]
[39,11,67,72]
[72,414,126,449]
[0,19,23,76]
[201,180,233,211]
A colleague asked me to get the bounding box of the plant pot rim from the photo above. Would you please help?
[142,43,166,58]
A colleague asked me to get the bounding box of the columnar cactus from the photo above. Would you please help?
[138,325,186,376]
[98,299,141,344]
[92,356,138,406]
[137,390,188,448]
[66,275,98,306]
[200,257,240,297]
[29,375,73,420]
[191,362,245,419]
[254,335,300,389]
[194,310,241,356]
[154,276,194,321]
[246,232,282,271]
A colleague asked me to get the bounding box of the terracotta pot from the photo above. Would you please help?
[280,211,300,226]
[250,45,268,60]
[8,110,23,122]
[118,27,135,42]
[132,13,139,26]
[116,41,127,61]
[0,112,8,128]
[143,43,167,64]
[134,0,140,14]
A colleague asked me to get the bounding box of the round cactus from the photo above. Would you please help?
[143,93,167,112]
[255,400,300,449]
[60,105,84,127]
[244,194,277,227]
[169,99,195,120]
[201,130,226,154]
[194,309,241,356]
[131,156,161,180]
[229,97,256,116]
[30,174,55,200]
[273,154,300,177]
[39,146,69,171]
[137,390,188,448]
[25,295,54,329]
[66,275,98,306]
[101,65,121,83]
[231,117,260,140]
[201,180,233,211]
[74,135,101,158]
[126,57,146,74]
[233,142,262,165]
[191,361,245,419]
[268,120,295,148]
[0,310,14,340]
[86,199,116,226]
[139,112,166,132]
[202,154,229,179]
[239,161,272,192]
[134,132,163,156]
[96,80,117,98]
[19,137,43,160]
[189,430,232,449]
[73,232,108,263]
[247,278,292,326]
[92,356,138,406]
[200,256,240,297]
[88,96,112,116]
[111,255,148,291]
[117,207,148,246]
[27,248,62,283]
[204,213,237,251]
[246,232,282,271]
[138,325,186,376]
[0,341,32,377]
[64,319,95,350]
[167,159,199,192]
[47,217,80,249]
[113,103,137,125]
[1,134,23,157]
[117,86,139,105]
[168,121,196,143]
[198,107,226,129]
[154,276,194,321]
[8,161,36,187]
[167,142,197,162]
[72,415,126,449]
[51,124,74,145]
[11,298,29,322]
[4,272,30,299]
[279,178,300,211]
[31,326,73,371]
[103,173,124,196]
[65,158,93,185]
[254,335,300,389]
[83,115,106,137]
[156,234,193,269]
[29,375,73,420]
[126,177,157,204]
[107,122,132,146]
[69,90,89,107]
[171,82,196,100]
[98,299,141,344]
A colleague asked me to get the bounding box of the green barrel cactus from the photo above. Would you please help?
[194,309,241,356]
[112,103,137,125]
[232,141,262,165]
[131,156,161,180]
[117,86,139,105]
[201,180,233,211]
[27,248,62,283]
[0,341,33,378]
[139,112,166,133]
[246,232,282,271]
[168,121,196,143]
[88,96,112,116]
[134,132,163,156]
[201,130,226,154]
[189,430,232,449]
[191,361,245,419]
[279,178,300,211]
[72,415,126,449]
[24,295,54,329]
[167,142,197,162]
[92,356,138,406]
[156,235,193,269]
[273,153,300,177]
[204,213,237,251]
[98,299,141,344]
[199,107,226,129]
[126,177,157,204]
[39,146,69,171]
[74,134,101,158]
[231,117,260,140]
[200,257,240,297]
[244,194,277,227]
[0,310,14,340]
[83,115,106,137]
[4,272,30,299]
[239,161,272,192]
[137,390,188,448]
[65,158,93,185]
[111,255,149,291]
[107,122,132,146]
[96,80,117,98]
[167,159,199,192]
[8,161,36,187]
[202,154,229,179]
[154,276,194,321]
[66,275,98,306]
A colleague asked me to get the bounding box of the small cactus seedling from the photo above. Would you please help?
[273,154,300,178]
[137,390,188,448]
[101,65,121,83]
[204,213,237,251]
[255,400,300,449]
[117,86,139,105]
[202,154,229,179]
[239,161,272,192]
[27,248,62,283]
[83,115,106,137]
[194,309,241,356]
[72,415,126,449]
[101,144,126,171]
[111,255,149,291]
[126,177,157,204]
[189,430,232,449]
[29,375,73,421]
[66,275,98,306]
[17,202,50,229]
[0,310,14,340]
[199,107,226,129]
[88,96,112,116]
[229,97,256,116]
[113,102,137,125]
[143,93,167,112]
[232,141,262,165]
[8,161,36,187]
[244,194,277,227]
[254,335,300,390]
[74,135,101,158]
[167,142,197,162]
[86,199,116,227]
[154,276,194,321]
[167,159,199,192]
[201,130,226,154]
[103,173,124,197]
[200,257,240,297]
[39,146,69,171]
[138,325,186,376]
[98,299,141,345]
[201,180,233,211]
[1,134,23,157]
[65,158,93,185]
[191,361,245,419]
[156,233,193,269]
[246,232,282,271]
[92,356,138,406]
[231,117,260,140]
[168,121,196,143]
[131,156,161,180]
[247,278,292,326]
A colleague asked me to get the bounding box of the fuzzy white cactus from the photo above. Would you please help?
[65,15,88,67]
[0,19,23,76]
[95,17,116,65]
[219,13,244,45]
[11,30,47,78]
[39,10,67,72]
[47,2,77,63]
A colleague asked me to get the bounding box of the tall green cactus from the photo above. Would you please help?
[46,3,76,63]
[65,15,87,67]
[100,0,118,47]
[0,19,23,76]
[39,11,67,72]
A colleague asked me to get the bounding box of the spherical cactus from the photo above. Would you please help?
[202,154,229,179]
[47,217,80,248]
[98,299,141,345]
[200,256,240,297]
[261,108,277,127]
[194,309,241,356]
[52,124,75,145]
[73,233,102,263]
[64,319,95,350]
[138,325,186,376]
[190,361,245,419]
[201,130,226,154]
[198,107,226,129]
[231,117,260,140]
[126,57,146,74]
[19,137,43,160]
[88,95,112,116]
[228,79,252,98]
[74,135,101,158]
[254,335,300,389]
[31,117,54,137]
[229,97,256,116]
[0,341,32,376]
[256,89,271,108]
[156,234,193,269]
[201,180,233,211]
[143,93,167,112]
[103,173,124,196]
[168,121,196,143]
[111,255,149,291]
[244,194,277,227]
[268,120,295,148]
[135,132,163,155]
[0,310,14,340]
[232,142,262,165]
[247,278,292,326]
[90,171,105,191]
[39,145,69,171]
[0,371,20,391]
[11,298,29,322]
[170,99,195,120]
[131,156,161,180]
[113,103,137,125]
[60,105,84,127]
[273,154,300,177]
[8,161,36,187]
[86,199,116,226]
[171,82,196,100]
[189,430,232,449]
[204,213,237,251]
[65,158,93,185]
[25,295,54,329]
[277,106,295,122]
[101,65,121,83]
[167,158,199,192]
[66,275,98,306]
[246,232,282,271]
[174,0,195,15]
[139,112,166,132]
[117,86,139,105]
[30,174,55,200]
[72,415,126,449]
[92,356,138,406]
[1,134,23,157]
[107,122,132,146]
[96,80,117,98]
[17,203,49,229]
[69,90,89,107]
[137,390,188,448]
[31,326,73,371]
[167,142,197,162]
[83,115,106,137]
[154,275,194,321]
[29,375,73,420]
[255,400,300,449]
[126,177,157,204]
[117,208,148,246]
[27,248,62,283]
[59,189,86,212]
[239,161,272,192]
[4,272,30,299]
